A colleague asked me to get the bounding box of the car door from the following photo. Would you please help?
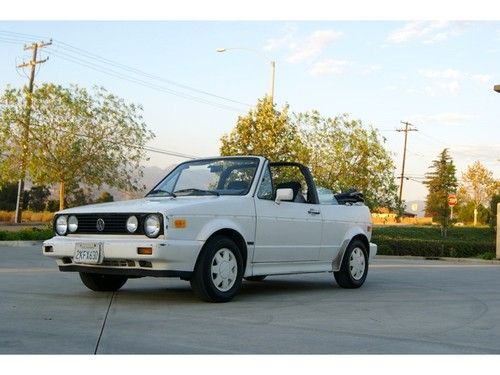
[252,162,322,263]
[316,186,350,261]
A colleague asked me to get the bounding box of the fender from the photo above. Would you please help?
[332,225,369,272]
[195,218,250,243]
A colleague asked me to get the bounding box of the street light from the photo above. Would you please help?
[217,47,276,103]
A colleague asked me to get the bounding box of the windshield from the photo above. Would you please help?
[147,157,260,197]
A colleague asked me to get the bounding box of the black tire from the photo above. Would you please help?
[244,275,267,282]
[334,239,369,288]
[79,272,128,292]
[190,236,243,303]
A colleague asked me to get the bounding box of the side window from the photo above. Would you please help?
[317,186,339,205]
[270,165,309,204]
[257,167,273,200]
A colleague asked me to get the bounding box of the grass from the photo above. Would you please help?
[372,225,496,259]
[0,226,54,241]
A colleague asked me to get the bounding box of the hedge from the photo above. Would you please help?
[376,238,495,258]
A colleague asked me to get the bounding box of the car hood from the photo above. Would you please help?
[57,195,225,215]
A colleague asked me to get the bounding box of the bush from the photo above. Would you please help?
[373,225,496,258]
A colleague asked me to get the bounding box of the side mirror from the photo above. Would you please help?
[275,188,294,204]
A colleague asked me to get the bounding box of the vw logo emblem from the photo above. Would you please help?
[96,218,105,232]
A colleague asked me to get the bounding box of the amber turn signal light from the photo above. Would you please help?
[174,219,187,229]
[137,247,153,255]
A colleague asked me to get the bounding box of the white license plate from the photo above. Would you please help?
[74,242,103,264]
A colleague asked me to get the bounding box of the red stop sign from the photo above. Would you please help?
[448,194,457,206]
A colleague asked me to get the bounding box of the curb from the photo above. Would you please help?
[376,255,500,264]
[0,241,44,247]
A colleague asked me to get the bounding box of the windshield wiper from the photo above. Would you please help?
[174,188,220,196]
[148,189,176,197]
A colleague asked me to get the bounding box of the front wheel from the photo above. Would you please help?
[190,236,243,302]
[334,240,369,288]
[79,272,128,292]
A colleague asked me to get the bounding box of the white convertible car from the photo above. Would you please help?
[43,156,377,302]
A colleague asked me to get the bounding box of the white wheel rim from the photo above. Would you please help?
[211,248,238,292]
[349,247,366,281]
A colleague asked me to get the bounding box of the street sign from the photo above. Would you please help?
[448,194,457,207]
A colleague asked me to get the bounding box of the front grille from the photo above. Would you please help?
[76,213,131,234]
[56,212,164,235]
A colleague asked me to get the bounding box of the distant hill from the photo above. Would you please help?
[106,164,176,201]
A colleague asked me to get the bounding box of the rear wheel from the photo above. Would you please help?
[334,239,368,288]
[79,272,128,292]
[190,236,243,302]
[244,275,267,282]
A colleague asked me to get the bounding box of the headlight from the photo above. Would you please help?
[68,215,78,233]
[126,215,138,233]
[55,215,68,236]
[144,214,161,238]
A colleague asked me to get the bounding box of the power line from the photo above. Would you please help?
[52,39,251,107]
[0,30,252,112]
[25,122,198,160]
[43,48,245,113]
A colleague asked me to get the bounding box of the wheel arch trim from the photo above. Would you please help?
[332,228,370,272]
[196,226,249,274]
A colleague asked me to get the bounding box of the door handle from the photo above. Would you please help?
[307,208,321,215]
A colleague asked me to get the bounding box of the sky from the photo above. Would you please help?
[0,2,499,204]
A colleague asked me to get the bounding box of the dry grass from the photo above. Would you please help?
[371,214,433,225]
[0,210,54,223]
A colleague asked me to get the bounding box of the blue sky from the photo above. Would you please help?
[0,19,499,201]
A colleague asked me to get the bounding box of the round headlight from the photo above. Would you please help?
[68,215,78,233]
[55,215,68,236]
[126,215,138,233]
[144,214,161,238]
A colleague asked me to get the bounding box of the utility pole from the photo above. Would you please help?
[396,121,418,204]
[14,39,52,224]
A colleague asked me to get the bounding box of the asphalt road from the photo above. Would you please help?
[1,243,500,354]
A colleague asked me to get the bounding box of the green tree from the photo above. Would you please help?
[65,184,93,209]
[24,185,50,212]
[0,83,154,211]
[0,182,18,211]
[456,201,489,225]
[424,149,458,236]
[220,96,309,163]
[458,161,499,226]
[295,111,400,210]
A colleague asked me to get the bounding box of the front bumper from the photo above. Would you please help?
[42,235,203,277]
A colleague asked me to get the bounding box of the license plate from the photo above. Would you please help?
[74,242,103,264]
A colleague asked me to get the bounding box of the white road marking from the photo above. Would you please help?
[372,264,500,268]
